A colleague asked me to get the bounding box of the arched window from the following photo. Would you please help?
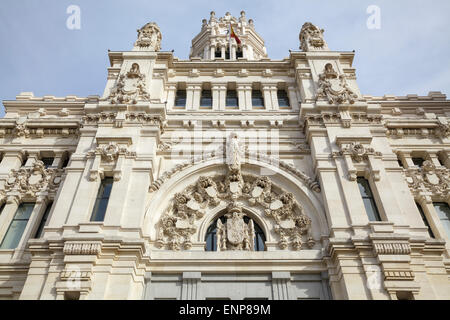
[205,215,266,251]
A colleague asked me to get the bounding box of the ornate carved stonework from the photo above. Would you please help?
[5,160,63,199]
[108,63,150,104]
[299,22,328,51]
[156,134,314,251]
[316,64,358,104]
[436,123,450,138]
[134,22,162,51]
[216,204,255,251]
[334,142,382,163]
[63,242,102,255]
[87,142,136,162]
[404,160,450,199]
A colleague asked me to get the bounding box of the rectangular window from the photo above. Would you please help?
[225,48,230,60]
[90,178,113,222]
[412,157,424,167]
[34,201,53,238]
[0,203,35,249]
[41,157,54,168]
[225,90,238,108]
[215,49,221,58]
[236,47,243,58]
[277,90,290,108]
[174,90,187,108]
[433,202,450,238]
[200,90,212,108]
[62,154,70,168]
[357,177,381,221]
[416,202,434,238]
[252,90,264,109]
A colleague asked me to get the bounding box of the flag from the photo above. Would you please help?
[229,23,241,45]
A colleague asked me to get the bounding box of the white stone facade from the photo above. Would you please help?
[0,12,449,300]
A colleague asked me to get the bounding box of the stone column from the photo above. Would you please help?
[270,85,279,111]
[261,84,272,110]
[271,272,291,300]
[287,85,299,111]
[212,84,221,111]
[165,84,177,110]
[237,83,251,110]
[24,151,39,167]
[181,272,201,300]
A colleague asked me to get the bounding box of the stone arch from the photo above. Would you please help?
[143,158,329,251]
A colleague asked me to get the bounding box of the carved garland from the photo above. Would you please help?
[404,160,450,199]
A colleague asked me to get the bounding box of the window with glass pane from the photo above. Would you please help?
[433,202,450,237]
[41,157,54,168]
[205,215,266,251]
[174,90,186,108]
[236,47,243,58]
[200,90,212,108]
[412,157,424,167]
[416,202,434,238]
[90,178,113,222]
[34,201,53,238]
[277,90,290,108]
[357,177,381,221]
[251,90,264,108]
[226,90,238,108]
[0,203,34,249]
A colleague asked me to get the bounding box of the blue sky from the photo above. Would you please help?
[1,0,449,115]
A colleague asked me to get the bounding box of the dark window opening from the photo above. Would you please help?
[396,291,414,300]
[174,90,187,108]
[215,49,221,58]
[34,201,53,238]
[200,90,212,108]
[225,48,230,60]
[41,157,54,168]
[236,47,243,58]
[90,178,113,222]
[226,90,238,108]
[277,90,290,108]
[357,177,381,221]
[412,157,424,167]
[62,154,70,168]
[64,292,80,300]
[251,90,264,108]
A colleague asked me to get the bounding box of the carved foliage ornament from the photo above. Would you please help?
[108,63,150,104]
[5,160,62,199]
[404,160,450,198]
[334,142,382,163]
[299,22,328,51]
[134,22,162,51]
[315,63,357,105]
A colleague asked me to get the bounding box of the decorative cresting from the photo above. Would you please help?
[316,63,357,105]
[404,160,450,199]
[4,160,63,200]
[133,22,162,51]
[333,142,382,181]
[299,22,329,52]
[217,203,255,251]
[108,63,150,104]
[155,133,315,251]
[63,241,102,255]
[87,142,136,181]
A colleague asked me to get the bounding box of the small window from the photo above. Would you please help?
[433,202,450,238]
[225,48,230,60]
[90,178,113,222]
[416,202,434,238]
[174,90,187,108]
[251,90,264,109]
[62,154,71,168]
[357,177,381,221]
[215,49,221,58]
[41,157,54,168]
[277,90,290,108]
[200,90,212,108]
[34,201,53,238]
[0,203,35,249]
[412,157,424,167]
[397,158,404,168]
[226,90,238,108]
[236,47,243,58]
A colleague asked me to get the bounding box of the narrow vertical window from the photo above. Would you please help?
[225,48,230,60]
[236,47,243,58]
[357,177,381,221]
[34,201,53,238]
[226,90,238,108]
[200,90,212,108]
[251,90,264,109]
[433,202,450,238]
[174,90,187,108]
[277,90,290,108]
[0,203,35,249]
[416,202,434,238]
[215,49,221,58]
[62,154,71,168]
[90,178,113,222]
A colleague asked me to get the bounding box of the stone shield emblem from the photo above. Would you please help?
[227,215,245,245]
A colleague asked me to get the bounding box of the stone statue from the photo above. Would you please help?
[299,22,329,51]
[226,132,243,170]
[134,22,162,51]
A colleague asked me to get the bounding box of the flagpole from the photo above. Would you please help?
[229,23,232,60]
